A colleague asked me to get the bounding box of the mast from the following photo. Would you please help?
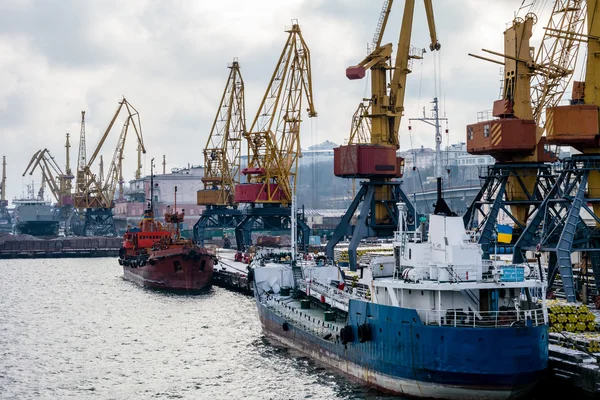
[149,157,155,212]
[162,155,166,175]
[408,97,452,215]
[1,156,6,205]
[65,133,71,176]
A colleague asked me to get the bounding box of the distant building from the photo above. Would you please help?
[114,164,205,229]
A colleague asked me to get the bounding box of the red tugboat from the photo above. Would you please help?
[119,168,215,291]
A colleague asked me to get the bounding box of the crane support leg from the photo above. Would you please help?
[234,205,309,252]
[326,181,417,271]
[193,206,242,246]
[83,208,117,237]
[513,156,600,302]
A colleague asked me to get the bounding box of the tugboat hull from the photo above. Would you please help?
[256,298,547,400]
[122,248,214,292]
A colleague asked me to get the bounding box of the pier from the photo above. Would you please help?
[0,236,122,259]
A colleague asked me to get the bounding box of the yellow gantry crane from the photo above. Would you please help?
[236,21,317,206]
[464,0,586,258]
[327,0,440,270]
[198,59,246,207]
[74,98,145,236]
[234,20,317,251]
[193,58,247,246]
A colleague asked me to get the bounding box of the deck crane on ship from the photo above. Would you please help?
[234,20,316,251]
[73,98,146,237]
[193,59,246,246]
[465,1,585,263]
[326,0,440,271]
[512,0,600,303]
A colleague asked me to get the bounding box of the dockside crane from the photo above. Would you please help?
[464,0,585,260]
[74,98,145,236]
[234,20,317,251]
[513,1,600,302]
[22,141,76,234]
[193,58,246,246]
[326,0,440,270]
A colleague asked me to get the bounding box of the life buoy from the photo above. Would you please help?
[357,323,372,343]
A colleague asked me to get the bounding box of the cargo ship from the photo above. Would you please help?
[119,180,215,292]
[12,198,59,236]
[250,196,549,399]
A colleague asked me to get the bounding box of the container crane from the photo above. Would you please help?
[234,20,316,251]
[74,98,145,236]
[193,59,246,246]
[0,156,11,232]
[464,0,585,260]
[514,1,600,302]
[326,0,440,270]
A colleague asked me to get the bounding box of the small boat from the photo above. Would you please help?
[119,180,215,292]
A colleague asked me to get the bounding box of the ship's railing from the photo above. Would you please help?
[419,307,547,328]
[296,278,366,305]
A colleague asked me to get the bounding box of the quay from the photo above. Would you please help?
[0,236,122,259]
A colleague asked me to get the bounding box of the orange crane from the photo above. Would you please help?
[193,58,246,246]
[234,20,317,250]
[74,98,145,236]
[326,0,440,270]
[465,1,585,259]
[513,1,600,302]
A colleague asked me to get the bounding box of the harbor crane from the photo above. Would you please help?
[465,0,585,260]
[513,1,600,302]
[22,135,76,234]
[234,20,317,251]
[193,59,246,246]
[74,98,145,236]
[326,0,440,270]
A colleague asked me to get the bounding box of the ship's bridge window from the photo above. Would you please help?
[467,126,474,140]
[483,124,490,138]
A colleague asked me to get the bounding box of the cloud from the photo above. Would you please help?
[0,0,562,205]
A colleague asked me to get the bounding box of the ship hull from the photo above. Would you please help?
[123,248,214,292]
[256,298,547,400]
[14,221,59,236]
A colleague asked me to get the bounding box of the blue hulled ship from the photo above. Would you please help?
[251,202,548,399]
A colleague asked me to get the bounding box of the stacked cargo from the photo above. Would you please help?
[547,300,597,333]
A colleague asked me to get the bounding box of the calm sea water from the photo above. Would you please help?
[0,258,554,399]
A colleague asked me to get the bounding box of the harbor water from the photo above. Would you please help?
[0,259,565,399]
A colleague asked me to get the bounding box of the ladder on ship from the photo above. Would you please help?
[292,262,304,295]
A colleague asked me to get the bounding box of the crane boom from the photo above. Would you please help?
[237,21,316,205]
[424,0,440,51]
[199,59,246,206]
[74,98,145,210]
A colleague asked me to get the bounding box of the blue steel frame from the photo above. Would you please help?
[463,163,554,259]
[513,155,600,303]
[234,204,310,252]
[192,205,242,246]
[83,207,117,237]
[325,181,417,271]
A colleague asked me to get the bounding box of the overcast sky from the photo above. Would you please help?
[0,0,569,204]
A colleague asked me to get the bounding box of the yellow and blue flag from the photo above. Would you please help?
[497,224,513,244]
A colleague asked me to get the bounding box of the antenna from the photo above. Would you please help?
[163,155,166,175]
[408,97,454,216]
